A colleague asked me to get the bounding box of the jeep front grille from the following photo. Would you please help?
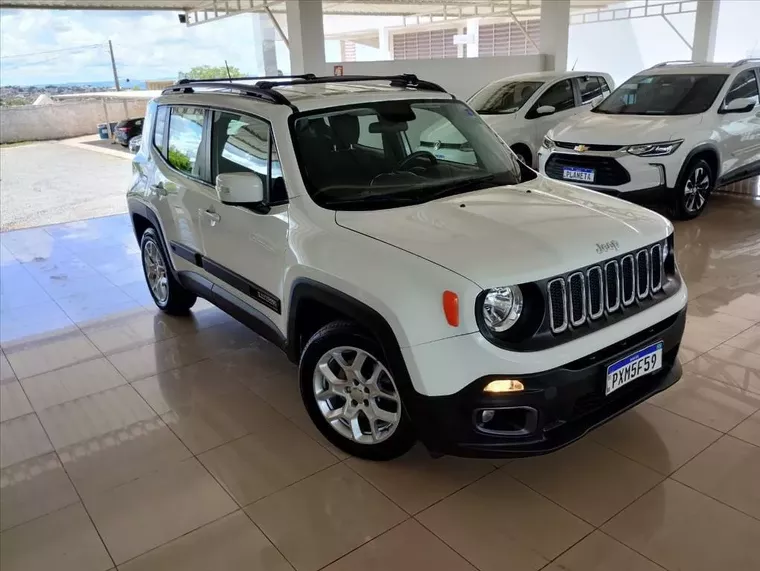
[547,243,666,334]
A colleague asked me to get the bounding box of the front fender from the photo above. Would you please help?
[283,202,482,349]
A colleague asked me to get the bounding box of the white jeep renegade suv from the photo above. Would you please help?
[128,74,687,460]
[539,60,760,219]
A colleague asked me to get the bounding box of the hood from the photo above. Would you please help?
[336,177,672,288]
[548,111,701,145]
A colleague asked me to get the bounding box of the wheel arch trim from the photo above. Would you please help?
[286,278,420,398]
[677,143,721,186]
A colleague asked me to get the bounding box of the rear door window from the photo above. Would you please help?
[166,107,205,177]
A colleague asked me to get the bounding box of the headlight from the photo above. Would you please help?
[482,286,523,332]
[626,140,683,157]
[542,136,556,150]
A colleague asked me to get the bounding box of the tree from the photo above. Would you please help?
[181,65,244,80]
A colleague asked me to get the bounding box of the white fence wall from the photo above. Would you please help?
[327,54,547,100]
[0,98,149,144]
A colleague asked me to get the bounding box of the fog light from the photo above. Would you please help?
[481,410,495,423]
[483,379,525,394]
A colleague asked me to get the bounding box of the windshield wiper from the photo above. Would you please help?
[419,174,499,201]
[321,193,420,208]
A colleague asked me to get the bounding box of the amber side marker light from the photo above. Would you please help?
[442,290,459,327]
[483,379,525,394]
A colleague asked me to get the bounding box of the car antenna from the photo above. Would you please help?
[571,58,578,71]
[224,60,233,82]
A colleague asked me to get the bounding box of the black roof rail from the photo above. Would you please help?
[161,81,292,106]
[160,73,449,109]
[175,73,316,84]
[255,74,448,93]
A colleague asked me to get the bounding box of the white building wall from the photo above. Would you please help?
[325,54,547,100]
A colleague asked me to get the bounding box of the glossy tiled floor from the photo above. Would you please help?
[1,194,759,571]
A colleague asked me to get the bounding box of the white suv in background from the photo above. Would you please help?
[539,60,760,219]
[128,74,686,460]
[420,71,613,168]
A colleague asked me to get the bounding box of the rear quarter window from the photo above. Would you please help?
[153,106,168,155]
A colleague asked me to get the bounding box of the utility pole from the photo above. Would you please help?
[108,40,121,91]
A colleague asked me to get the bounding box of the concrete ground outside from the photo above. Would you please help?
[0,138,132,232]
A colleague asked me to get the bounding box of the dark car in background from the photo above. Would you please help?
[115,117,144,147]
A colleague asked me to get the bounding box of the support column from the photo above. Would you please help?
[692,0,720,62]
[252,13,278,76]
[285,0,326,75]
[378,27,390,60]
[466,18,479,58]
[539,0,571,71]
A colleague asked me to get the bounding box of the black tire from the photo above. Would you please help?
[139,228,197,315]
[299,321,416,460]
[673,158,714,220]
[511,145,532,167]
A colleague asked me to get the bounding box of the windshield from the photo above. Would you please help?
[593,73,728,115]
[468,81,544,114]
[291,99,523,210]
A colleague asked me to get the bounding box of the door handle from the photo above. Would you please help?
[150,182,166,196]
[202,208,221,226]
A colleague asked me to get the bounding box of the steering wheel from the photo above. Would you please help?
[397,150,438,171]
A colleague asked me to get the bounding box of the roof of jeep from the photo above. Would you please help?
[157,80,454,115]
[270,81,454,110]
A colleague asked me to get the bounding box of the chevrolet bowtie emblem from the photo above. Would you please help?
[574,144,589,152]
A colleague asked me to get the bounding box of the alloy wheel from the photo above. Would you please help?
[142,240,169,304]
[683,166,710,214]
[312,346,401,445]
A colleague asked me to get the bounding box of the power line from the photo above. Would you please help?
[0,43,105,60]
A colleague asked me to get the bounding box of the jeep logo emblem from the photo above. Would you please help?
[596,240,620,254]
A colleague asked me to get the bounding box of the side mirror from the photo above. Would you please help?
[721,97,755,114]
[215,172,264,205]
[536,105,556,116]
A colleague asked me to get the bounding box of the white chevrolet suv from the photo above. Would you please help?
[539,60,760,219]
[128,74,687,460]
[420,71,613,168]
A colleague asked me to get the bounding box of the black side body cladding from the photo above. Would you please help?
[167,240,282,315]
[177,271,286,351]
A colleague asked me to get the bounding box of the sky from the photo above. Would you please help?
[0,9,288,86]
[1,3,758,87]
[0,9,399,86]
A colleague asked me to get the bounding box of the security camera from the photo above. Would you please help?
[178,13,187,24]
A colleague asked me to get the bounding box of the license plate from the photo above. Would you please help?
[606,342,663,396]
[563,167,595,182]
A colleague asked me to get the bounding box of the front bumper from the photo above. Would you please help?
[409,308,686,458]
[537,147,684,195]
